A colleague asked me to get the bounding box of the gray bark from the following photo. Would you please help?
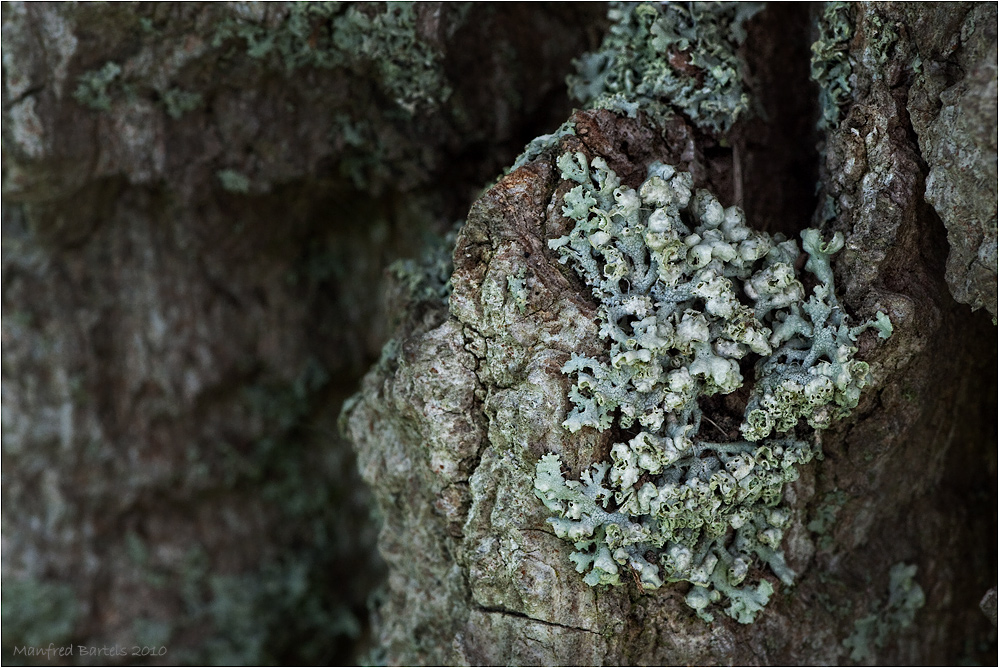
[1,2,602,663]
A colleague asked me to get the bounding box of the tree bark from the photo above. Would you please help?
[1,2,602,663]
[2,2,995,666]
[343,3,997,665]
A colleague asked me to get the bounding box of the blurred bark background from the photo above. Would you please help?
[2,2,995,666]
[2,3,606,663]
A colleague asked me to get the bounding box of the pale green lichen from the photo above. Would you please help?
[862,11,899,69]
[73,61,122,111]
[510,119,577,172]
[507,268,529,315]
[161,88,203,119]
[567,2,763,133]
[386,225,458,308]
[806,488,848,550]
[75,62,203,119]
[1,577,79,649]
[843,563,925,662]
[217,169,251,193]
[75,4,458,121]
[212,2,457,113]
[811,2,854,130]
[534,153,890,623]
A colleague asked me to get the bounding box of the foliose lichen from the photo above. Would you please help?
[73,61,123,111]
[161,88,204,119]
[211,2,458,113]
[861,11,899,70]
[216,169,251,194]
[507,268,530,315]
[842,563,926,662]
[806,488,848,551]
[75,62,202,119]
[534,153,891,623]
[1,577,79,650]
[510,119,577,173]
[73,4,459,122]
[567,2,763,133]
[386,224,458,308]
[810,2,855,131]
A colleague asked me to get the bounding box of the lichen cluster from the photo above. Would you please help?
[73,61,123,112]
[843,563,925,661]
[211,2,459,113]
[567,2,763,133]
[75,4,457,116]
[534,153,890,623]
[71,3,466,192]
[810,2,855,130]
[386,224,458,307]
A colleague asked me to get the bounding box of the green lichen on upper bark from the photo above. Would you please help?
[810,2,854,130]
[210,2,461,111]
[568,1,762,133]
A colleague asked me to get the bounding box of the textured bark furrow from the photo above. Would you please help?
[473,605,603,636]
[903,3,997,317]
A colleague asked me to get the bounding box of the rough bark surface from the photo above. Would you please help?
[344,3,997,665]
[904,3,998,317]
[3,1,995,666]
[1,2,603,663]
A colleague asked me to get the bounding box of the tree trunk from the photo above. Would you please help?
[1,2,602,663]
[3,2,995,666]
[342,2,997,665]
